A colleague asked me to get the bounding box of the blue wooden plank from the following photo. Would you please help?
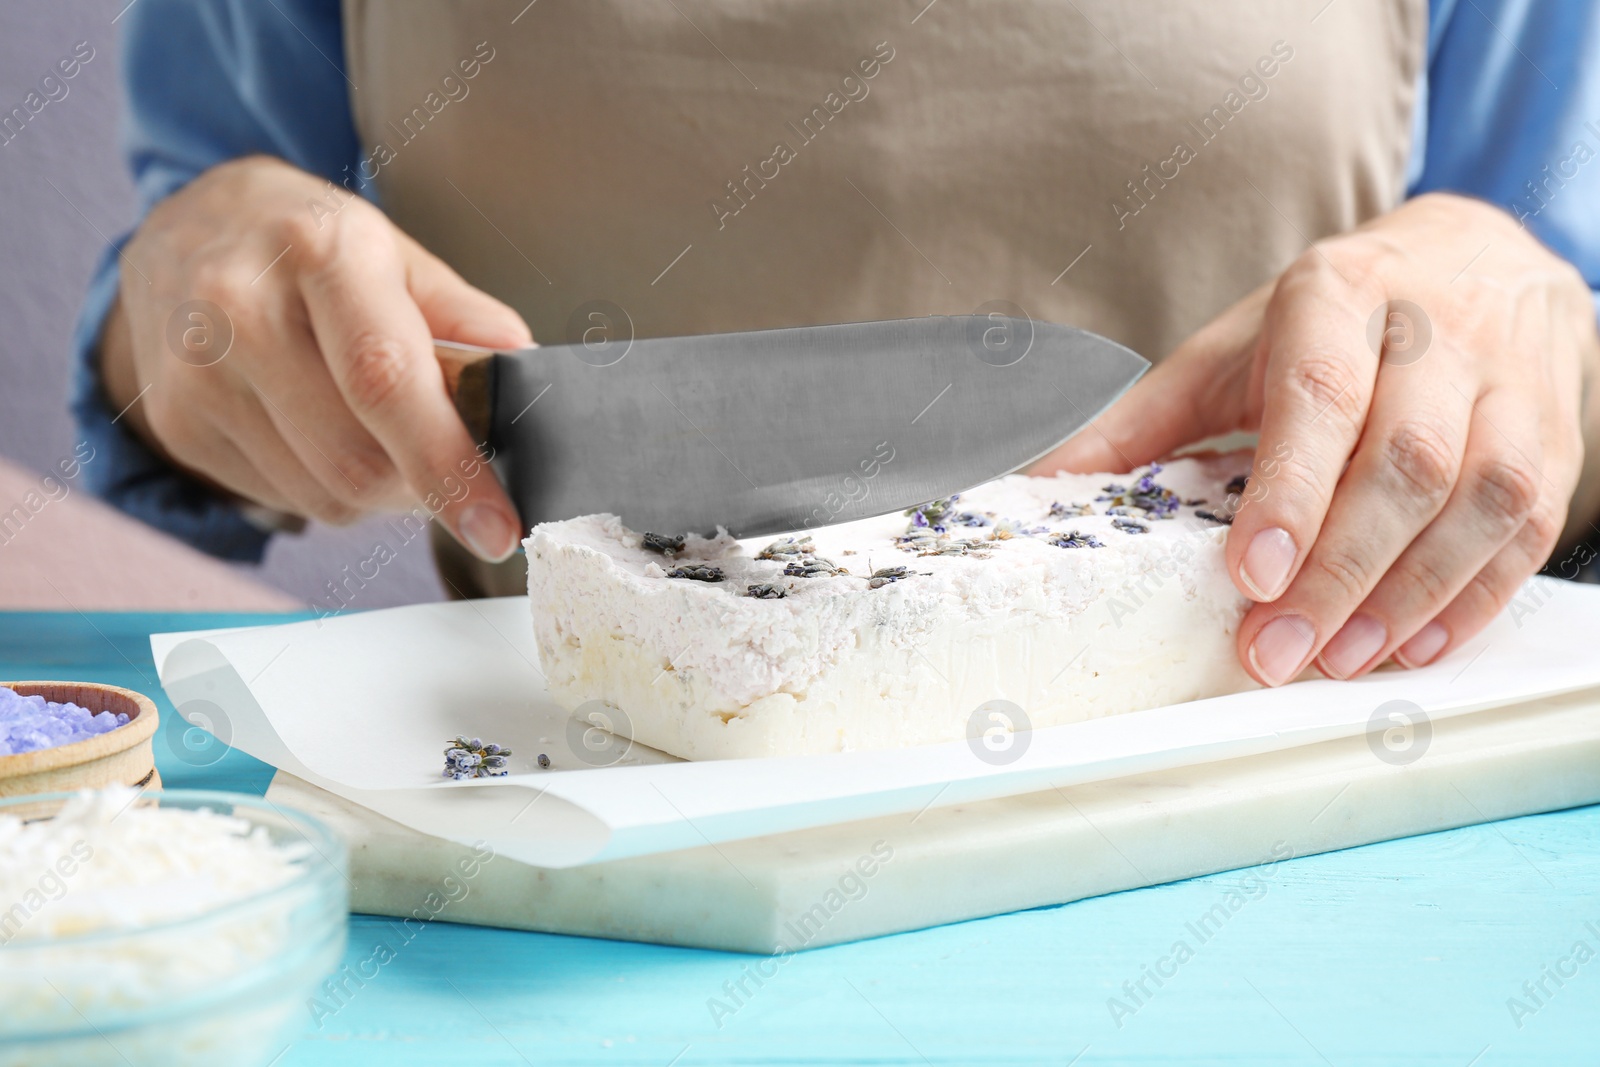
[3,611,1597,1065]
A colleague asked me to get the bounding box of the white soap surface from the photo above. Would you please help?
[525,457,1258,760]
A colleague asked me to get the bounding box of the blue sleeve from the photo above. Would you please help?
[1412,0,1600,318]
[72,0,358,561]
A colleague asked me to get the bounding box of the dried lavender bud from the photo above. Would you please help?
[1049,530,1105,549]
[988,517,1048,541]
[1048,501,1094,519]
[868,565,910,589]
[667,564,724,582]
[895,527,944,551]
[905,495,958,532]
[1097,463,1178,519]
[1195,509,1234,526]
[949,510,993,528]
[642,532,686,555]
[443,736,512,779]
[922,538,984,557]
[757,536,813,561]
[1111,516,1149,534]
[784,557,843,577]
[537,753,551,769]
[747,582,788,599]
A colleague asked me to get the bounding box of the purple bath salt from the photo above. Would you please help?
[0,687,130,756]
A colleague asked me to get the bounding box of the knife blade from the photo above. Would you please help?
[438,315,1147,539]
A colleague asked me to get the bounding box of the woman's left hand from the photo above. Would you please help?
[1034,193,1600,686]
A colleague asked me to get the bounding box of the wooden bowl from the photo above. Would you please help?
[0,681,161,798]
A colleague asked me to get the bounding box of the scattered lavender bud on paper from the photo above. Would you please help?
[443,736,512,779]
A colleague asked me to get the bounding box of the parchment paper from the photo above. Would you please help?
[153,576,1599,868]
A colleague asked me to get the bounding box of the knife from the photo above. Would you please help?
[437,315,1147,539]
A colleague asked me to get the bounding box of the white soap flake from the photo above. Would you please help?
[0,788,338,1067]
[0,788,308,943]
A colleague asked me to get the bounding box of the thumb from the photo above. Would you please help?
[402,236,535,350]
[1031,287,1264,474]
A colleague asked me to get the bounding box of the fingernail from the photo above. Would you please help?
[1248,614,1316,687]
[1318,614,1387,679]
[1396,621,1449,668]
[1240,527,1297,601]
[458,502,519,562]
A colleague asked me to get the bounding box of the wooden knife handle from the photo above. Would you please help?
[435,341,495,445]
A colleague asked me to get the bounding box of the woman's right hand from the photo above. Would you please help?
[101,154,531,561]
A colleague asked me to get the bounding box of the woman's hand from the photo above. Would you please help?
[1035,193,1600,685]
[101,155,532,560]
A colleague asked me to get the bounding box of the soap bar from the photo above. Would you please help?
[525,457,1256,760]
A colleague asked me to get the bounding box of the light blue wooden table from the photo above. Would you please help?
[5,611,1597,1066]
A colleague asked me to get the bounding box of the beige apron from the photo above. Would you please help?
[342,0,1425,597]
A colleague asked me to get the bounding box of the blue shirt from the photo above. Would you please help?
[74,0,1600,561]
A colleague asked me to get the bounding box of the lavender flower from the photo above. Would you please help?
[757,536,813,561]
[443,736,513,779]
[783,557,843,578]
[1097,463,1179,519]
[904,495,959,534]
[1049,530,1105,549]
[667,564,725,582]
[641,532,686,555]
[869,566,911,589]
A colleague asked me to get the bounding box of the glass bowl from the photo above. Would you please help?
[0,790,348,1067]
